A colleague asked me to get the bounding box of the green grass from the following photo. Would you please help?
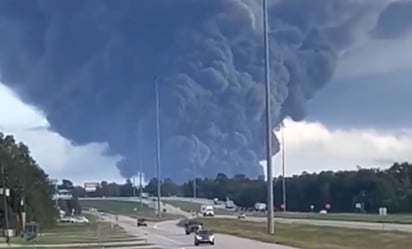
[273,212,412,224]
[4,219,146,247]
[162,200,200,212]
[192,218,412,249]
[80,199,181,221]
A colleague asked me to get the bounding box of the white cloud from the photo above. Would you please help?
[335,33,412,80]
[260,118,412,180]
[0,83,124,185]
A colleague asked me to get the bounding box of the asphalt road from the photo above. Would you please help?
[102,213,296,249]
[83,197,412,233]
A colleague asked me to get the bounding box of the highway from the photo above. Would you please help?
[101,213,296,249]
[81,197,412,233]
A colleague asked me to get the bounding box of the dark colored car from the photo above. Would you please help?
[184,220,203,235]
[237,213,246,219]
[137,218,147,227]
[194,229,215,246]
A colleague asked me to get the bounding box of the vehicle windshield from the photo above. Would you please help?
[198,230,212,235]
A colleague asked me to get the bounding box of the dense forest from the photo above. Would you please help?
[78,162,412,214]
[0,132,56,231]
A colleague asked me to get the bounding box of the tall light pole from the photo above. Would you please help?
[138,119,143,210]
[154,78,162,218]
[263,0,274,234]
[193,163,197,198]
[281,123,286,212]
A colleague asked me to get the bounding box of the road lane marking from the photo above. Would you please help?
[153,219,181,230]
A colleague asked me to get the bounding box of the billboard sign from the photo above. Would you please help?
[84,182,99,192]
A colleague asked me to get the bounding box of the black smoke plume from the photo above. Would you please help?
[0,0,404,181]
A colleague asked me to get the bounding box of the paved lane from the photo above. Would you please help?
[84,197,412,233]
[103,214,296,249]
[150,218,296,249]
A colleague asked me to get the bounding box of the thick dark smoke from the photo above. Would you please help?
[0,0,405,181]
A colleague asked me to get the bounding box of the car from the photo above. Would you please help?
[237,213,246,219]
[194,229,215,246]
[184,221,203,235]
[137,218,147,227]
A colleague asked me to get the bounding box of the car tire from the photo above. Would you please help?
[186,232,190,235]
[211,241,215,245]
[194,242,199,246]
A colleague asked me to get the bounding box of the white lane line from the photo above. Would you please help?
[148,219,188,246]
[151,233,184,245]
[153,219,180,230]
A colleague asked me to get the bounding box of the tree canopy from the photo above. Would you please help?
[0,132,56,230]
[77,162,412,214]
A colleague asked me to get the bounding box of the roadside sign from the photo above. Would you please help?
[84,182,99,192]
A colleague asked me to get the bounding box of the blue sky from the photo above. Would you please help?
[1,0,412,184]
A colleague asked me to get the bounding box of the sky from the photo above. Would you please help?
[1,0,412,185]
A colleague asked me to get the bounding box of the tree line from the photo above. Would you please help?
[76,162,412,214]
[0,133,56,232]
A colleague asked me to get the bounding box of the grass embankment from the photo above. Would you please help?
[190,218,412,249]
[80,199,182,221]
[275,212,412,224]
[2,215,152,249]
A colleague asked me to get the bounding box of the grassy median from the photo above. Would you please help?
[80,199,182,221]
[1,215,151,249]
[192,218,412,249]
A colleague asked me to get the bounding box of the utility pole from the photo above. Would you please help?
[138,119,143,210]
[22,161,27,234]
[263,0,274,234]
[1,165,10,240]
[154,78,162,218]
[193,163,197,199]
[132,176,136,198]
[281,123,286,212]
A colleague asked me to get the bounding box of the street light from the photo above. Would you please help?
[154,78,162,218]
[263,0,274,234]
[281,122,286,212]
[193,163,197,199]
[137,119,144,210]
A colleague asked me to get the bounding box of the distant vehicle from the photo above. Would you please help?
[58,216,89,224]
[201,205,214,216]
[75,216,89,223]
[225,200,235,209]
[237,213,246,219]
[254,202,267,211]
[185,220,203,235]
[137,218,147,227]
[194,229,215,246]
[319,209,327,214]
[213,198,219,205]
